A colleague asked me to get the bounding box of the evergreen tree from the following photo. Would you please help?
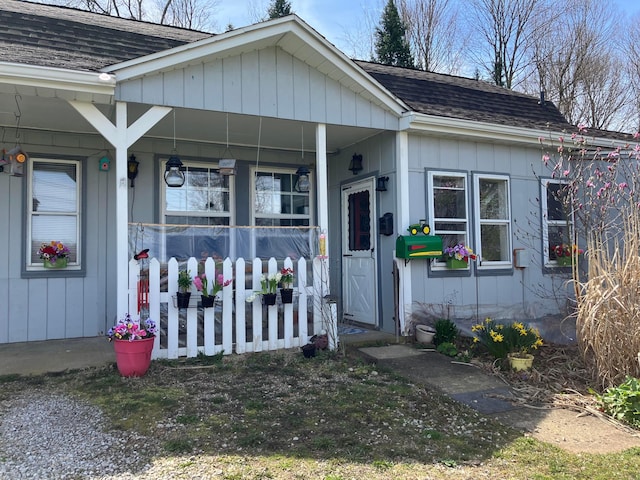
[374,0,414,68]
[267,0,293,19]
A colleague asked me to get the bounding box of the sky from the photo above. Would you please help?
[214,0,640,60]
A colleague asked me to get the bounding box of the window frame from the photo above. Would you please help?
[24,157,83,276]
[249,166,315,259]
[427,170,470,270]
[160,158,235,225]
[472,173,512,270]
[541,177,573,267]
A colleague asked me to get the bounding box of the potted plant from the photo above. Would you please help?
[245,271,282,306]
[443,243,477,269]
[37,240,70,268]
[471,318,543,370]
[107,313,157,377]
[176,269,193,309]
[552,243,584,267]
[280,267,294,304]
[193,272,232,308]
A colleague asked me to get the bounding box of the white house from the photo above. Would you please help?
[1,0,626,351]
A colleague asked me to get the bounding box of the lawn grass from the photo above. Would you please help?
[2,350,640,479]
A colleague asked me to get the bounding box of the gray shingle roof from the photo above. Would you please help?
[0,0,210,71]
[0,0,593,137]
[357,61,572,132]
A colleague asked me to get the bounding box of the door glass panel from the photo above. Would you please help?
[348,190,371,251]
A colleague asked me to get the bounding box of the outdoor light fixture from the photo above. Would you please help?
[295,125,310,192]
[164,152,185,187]
[164,109,185,187]
[127,154,139,187]
[376,176,389,192]
[219,113,236,176]
[295,165,311,192]
[348,153,363,174]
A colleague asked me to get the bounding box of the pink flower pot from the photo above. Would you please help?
[113,337,154,377]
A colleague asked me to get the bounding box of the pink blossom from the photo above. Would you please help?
[634,132,640,140]
[619,182,628,190]
[586,180,594,188]
[577,123,588,133]
[193,276,203,291]
[562,168,570,177]
[558,136,564,143]
[542,154,550,165]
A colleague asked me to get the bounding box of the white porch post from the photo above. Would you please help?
[315,123,337,348]
[316,123,329,262]
[114,102,129,316]
[396,131,411,335]
[68,100,171,318]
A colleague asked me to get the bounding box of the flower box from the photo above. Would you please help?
[556,256,573,267]
[446,257,468,269]
[44,257,68,269]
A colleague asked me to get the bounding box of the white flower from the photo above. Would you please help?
[245,293,256,303]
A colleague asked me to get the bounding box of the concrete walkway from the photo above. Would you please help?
[0,337,115,376]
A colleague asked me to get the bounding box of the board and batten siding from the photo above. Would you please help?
[406,133,568,320]
[0,130,114,343]
[116,47,399,130]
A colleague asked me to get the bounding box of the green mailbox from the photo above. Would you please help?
[396,235,443,260]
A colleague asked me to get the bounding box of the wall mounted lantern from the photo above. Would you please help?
[348,153,363,175]
[376,176,389,192]
[295,165,310,192]
[127,154,139,187]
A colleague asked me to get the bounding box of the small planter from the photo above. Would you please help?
[301,343,316,358]
[176,291,191,309]
[446,257,468,269]
[201,295,215,308]
[556,256,573,267]
[415,324,436,344]
[263,293,277,306]
[507,353,534,371]
[281,288,294,304]
[44,257,68,269]
[113,337,154,377]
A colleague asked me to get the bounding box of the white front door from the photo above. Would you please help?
[341,177,378,326]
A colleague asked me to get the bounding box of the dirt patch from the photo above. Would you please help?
[476,342,640,454]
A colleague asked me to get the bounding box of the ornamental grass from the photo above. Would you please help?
[576,208,640,388]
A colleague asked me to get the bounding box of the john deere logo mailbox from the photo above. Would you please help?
[396,234,443,259]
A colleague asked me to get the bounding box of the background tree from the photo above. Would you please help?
[267,0,292,19]
[375,0,414,67]
[465,0,545,89]
[397,0,464,74]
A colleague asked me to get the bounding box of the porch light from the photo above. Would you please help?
[376,176,389,192]
[127,154,139,188]
[295,165,310,192]
[164,152,185,187]
[349,153,363,174]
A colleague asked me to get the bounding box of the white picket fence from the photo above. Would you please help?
[128,256,336,359]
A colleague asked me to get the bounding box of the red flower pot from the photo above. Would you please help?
[113,337,154,377]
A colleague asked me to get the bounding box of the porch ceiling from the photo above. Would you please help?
[0,92,381,154]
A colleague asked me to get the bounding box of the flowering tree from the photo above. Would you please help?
[539,125,640,387]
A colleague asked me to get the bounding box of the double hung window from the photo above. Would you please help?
[541,178,572,266]
[27,158,81,271]
[473,174,512,267]
[427,171,469,268]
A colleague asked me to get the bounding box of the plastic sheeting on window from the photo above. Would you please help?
[128,223,320,263]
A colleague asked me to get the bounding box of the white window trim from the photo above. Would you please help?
[473,173,512,269]
[541,178,572,266]
[26,157,82,272]
[427,170,470,270]
[160,158,235,224]
[249,166,314,258]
